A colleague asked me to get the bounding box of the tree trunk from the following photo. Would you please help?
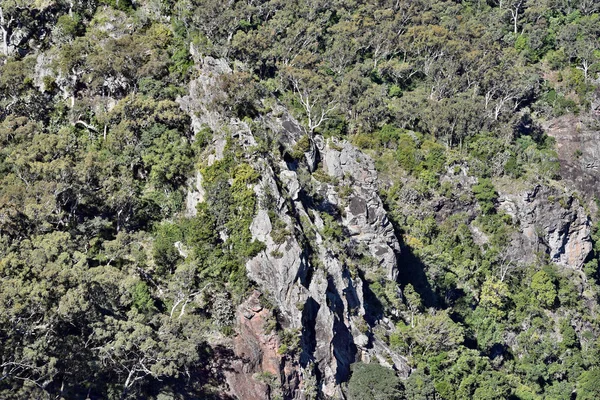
[0,26,7,57]
[0,7,8,57]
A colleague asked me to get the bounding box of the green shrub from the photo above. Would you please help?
[131,281,156,314]
[531,269,557,309]
[99,0,134,12]
[472,178,497,215]
[347,362,403,400]
[291,135,311,159]
[389,84,403,98]
[396,134,418,173]
[153,223,183,274]
[577,369,600,400]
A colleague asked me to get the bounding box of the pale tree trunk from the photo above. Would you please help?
[580,59,589,81]
[509,0,523,34]
[290,77,337,136]
[0,7,9,57]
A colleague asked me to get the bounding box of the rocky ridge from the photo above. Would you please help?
[179,56,408,399]
[178,55,596,399]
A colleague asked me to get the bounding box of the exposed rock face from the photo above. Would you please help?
[321,138,400,281]
[499,185,592,269]
[545,114,600,206]
[181,56,408,398]
[244,127,408,397]
[177,55,232,134]
[185,171,206,217]
[225,291,282,400]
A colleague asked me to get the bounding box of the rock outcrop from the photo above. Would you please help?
[180,56,408,399]
[321,138,401,281]
[244,120,408,397]
[225,291,288,400]
[499,185,592,269]
[545,114,600,207]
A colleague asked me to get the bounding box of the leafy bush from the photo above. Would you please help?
[346,362,403,400]
[472,179,497,215]
[531,269,558,309]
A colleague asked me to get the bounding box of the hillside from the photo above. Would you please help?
[1,1,600,399]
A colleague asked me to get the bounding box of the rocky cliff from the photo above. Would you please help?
[545,111,600,209]
[499,185,592,270]
[179,56,408,398]
[179,56,597,399]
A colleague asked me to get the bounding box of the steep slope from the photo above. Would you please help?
[179,56,408,398]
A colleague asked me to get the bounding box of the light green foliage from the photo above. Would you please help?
[479,277,510,318]
[577,369,600,400]
[411,310,464,357]
[531,269,557,308]
[396,133,419,172]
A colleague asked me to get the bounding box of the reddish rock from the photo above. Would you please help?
[225,291,284,400]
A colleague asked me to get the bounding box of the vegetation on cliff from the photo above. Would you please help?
[1,0,600,399]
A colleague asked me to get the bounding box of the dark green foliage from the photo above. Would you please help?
[346,363,403,400]
[559,319,579,349]
[56,13,85,38]
[131,281,156,314]
[472,179,497,215]
[278,329,301,356]
[291,135,311,160]
[320,212,343,241]
[153,223,183,273]
[99,0,134,12]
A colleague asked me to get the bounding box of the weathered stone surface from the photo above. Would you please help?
[304,138,319,172]
[545,114,600,208]
[225,291,281,400]
[177,55,232,134]
[320,138,401,281]
[280,171,300,201]
[499,185,592,269]
[354,334,369,347]
[243,131,406,397]
[185,171,206,217]
[184,56,408,399]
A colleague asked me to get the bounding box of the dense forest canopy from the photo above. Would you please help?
[1,0,600,399]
